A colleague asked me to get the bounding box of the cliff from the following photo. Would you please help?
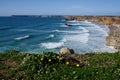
[65,16,120,25]
[106,27,120,50]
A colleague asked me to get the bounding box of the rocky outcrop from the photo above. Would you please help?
[64,24,72,26]
[106,27,120,51]
[59,48,88,66]
[65,16,120,25]
[60,48,74,55]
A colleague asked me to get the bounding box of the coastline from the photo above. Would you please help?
[65,16,120,51]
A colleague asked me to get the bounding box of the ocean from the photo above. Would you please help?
[0,17,116,53]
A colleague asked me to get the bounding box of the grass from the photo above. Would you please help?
[0,50,120,80]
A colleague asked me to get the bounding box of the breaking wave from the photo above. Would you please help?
[41,39,66,49]
[15,35,30,40]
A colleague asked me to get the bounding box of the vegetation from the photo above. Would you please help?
[0,50,120,80]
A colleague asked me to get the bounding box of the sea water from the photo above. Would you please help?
[0,17,116,53]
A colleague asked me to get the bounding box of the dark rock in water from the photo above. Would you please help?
[64,24,72,26]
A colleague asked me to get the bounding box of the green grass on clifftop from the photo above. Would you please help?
[0,50,120,80]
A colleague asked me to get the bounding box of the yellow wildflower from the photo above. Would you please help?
[48,59,51,62]
[76,64,80,67]
[23,57,26,60]
[57,56,60,59]
[41,58,44,61]
[57,56,62,60]
[66,61,69,65]
[59,57,62,60]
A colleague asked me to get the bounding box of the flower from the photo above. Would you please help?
[23,57,26,60]
[41,58,44,61]
[57,56,60,59]
[76,64,80,67]
[59,57,62,60]
[66,61,69,65]
[57,56,62,60]
[48,59,51,62]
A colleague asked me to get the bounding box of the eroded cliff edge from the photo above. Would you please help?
[65,16,120,51]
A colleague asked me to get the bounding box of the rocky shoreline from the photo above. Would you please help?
[65,16,120,51]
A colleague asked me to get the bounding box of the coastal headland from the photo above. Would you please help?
[65,16,120,51]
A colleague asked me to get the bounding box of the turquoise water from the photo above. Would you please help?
[0,17,116,53]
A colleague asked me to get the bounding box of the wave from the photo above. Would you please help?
[41,42,64,49]
[83,20,92,24]
[64,33,89,44]
[53,29,60,32]
[85,22,108,36]
[15,35,30,40]
[41,38,66,49]
[53,29,87,34]
[48,34,55,38]
[18,29,40,32]
[67,20,78,22]
[79,27,89,33]
[61,38,67,42]
[0,26,15,30]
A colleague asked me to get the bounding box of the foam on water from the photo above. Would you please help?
[53,29,88,34]
[15,35,30,40]
[67,20,79,22]
[41,38,66,49]
[48,34,55,38]
[64,33,89,44]
[79,27,89,33]
[53,29,60,32]
[41,42,64,49]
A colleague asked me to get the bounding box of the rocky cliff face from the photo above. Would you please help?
[65,16,120,51]
[65,16,120,25]
[106,27,120,51]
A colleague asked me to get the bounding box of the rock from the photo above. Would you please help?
[64,24,72,26]
[60,48,74,55]
[106,27,120,51]
[59,48,88,66]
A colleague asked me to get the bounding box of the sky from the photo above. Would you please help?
[0,0,120,16]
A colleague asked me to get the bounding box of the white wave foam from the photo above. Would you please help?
[53,29,60,32]
[61,38,67,42]
[67,20,78,22]
[64,33,89,44]
[82,21,108,36]
[15,35,30,40]
[53,29,88,34]
[79,27,89,33]
[41,38,67,49]
[18,29,38,32]
[84,20,92,24]
[48,34,55,38]
[91,24,108,36]
[41,42,64,49]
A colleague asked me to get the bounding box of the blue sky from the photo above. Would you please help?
[0,0,120,16]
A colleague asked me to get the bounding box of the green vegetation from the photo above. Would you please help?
[0,50,120,80]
